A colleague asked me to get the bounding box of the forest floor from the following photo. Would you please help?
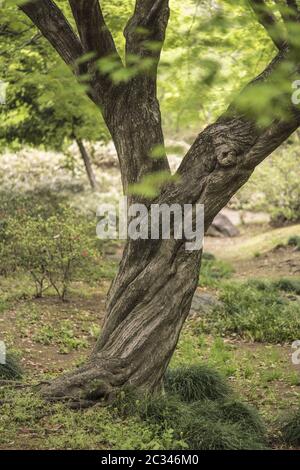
[1,222,300,449]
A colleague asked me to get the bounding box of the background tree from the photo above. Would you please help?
[13,0,300,402]
[0,9,109,189]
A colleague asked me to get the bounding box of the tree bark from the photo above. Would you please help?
[76,138,97,191]
[42,48,300,402]
[19,1,300,403]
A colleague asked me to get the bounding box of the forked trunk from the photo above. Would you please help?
[19,0,300,406]
[42,54,300,403]
[43,87,202,401]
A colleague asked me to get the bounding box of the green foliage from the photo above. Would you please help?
[180,413,265,450]
[199,280,300,342]
[0,352,23,380]
[164,364,230,402]
[218,399,266,438]
[199,257,234,287]
[114,364,266,450]
[235,140,300,224]
[0,387,178,450]
[247,277,300,295]
[33,321,88,354]
[0,6,108,152]
[288,235,300,250]
[1,207,99,300]
[129,171,179,199]
[280,408,300,446]
[273,278,300,296]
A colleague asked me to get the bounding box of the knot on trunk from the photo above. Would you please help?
[217,150,237,167]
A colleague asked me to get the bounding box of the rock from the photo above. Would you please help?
[190,292,223,316]
[207,212,240,238]
[221,208,242,226]
[241,211,271,225]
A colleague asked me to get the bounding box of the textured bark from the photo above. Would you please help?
[20,1,300,402]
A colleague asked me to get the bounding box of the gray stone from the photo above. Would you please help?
[207,212,240,238]
[190,292,223,316]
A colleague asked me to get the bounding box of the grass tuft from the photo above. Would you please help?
[181,416,265,450]
[288,236,300,250]
[164,364,230,402]
[0,353,23,380]
[273,278,300,296]
[280,409,300,445]
[219,399,266,437]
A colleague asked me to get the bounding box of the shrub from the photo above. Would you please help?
[180,415,265,450]
[234,142,300,224]
[273,278,300,295]
[1,207,99,300]
[0,353,23,380]
[218,399,266,438]
[280,408,300,445]
[137,394,187,426]
[164,364,230,402]
[182,398,266,449]
[202,252,215,261]
[288,236,300,250]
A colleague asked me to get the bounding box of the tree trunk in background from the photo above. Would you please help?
[76,138,97,191]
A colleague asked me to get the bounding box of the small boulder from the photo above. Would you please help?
[207,212,240,238]
[190,292,223,316]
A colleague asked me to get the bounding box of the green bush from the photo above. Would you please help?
[137,394,187,426]
[218,399,266,438]
[164,364,230,402]
[0,353,23,380]
[199,281,300,343]
[288,236,300,250]
[1,207,99,300]
[273,278,300,295]
[180,398,266,449]
[181,415,265,450]
[280,408,300,445]
[234,142,300,224]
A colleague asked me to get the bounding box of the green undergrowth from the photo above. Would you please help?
[280,408,300,446]
[199,255,234,287]
[198,278,300,343]
[0,352,23,380]
[0,387,178,450]
[113,364,267,450]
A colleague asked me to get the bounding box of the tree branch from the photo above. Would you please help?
[249,0,286,49]
[125,0,170,60]
[68,0,120,60]
[19,0,84,68]
[156,47,300,233]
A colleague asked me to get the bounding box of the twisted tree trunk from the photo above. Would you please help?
[19,0,300,403]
